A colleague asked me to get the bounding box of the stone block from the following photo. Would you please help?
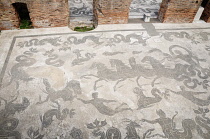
[143,13,151,22]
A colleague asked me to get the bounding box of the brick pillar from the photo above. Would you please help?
[159,0,202,23]
[30,0,69,28]
[0,0,20,30]
[0,0,69,30]
[201,1,210,22]
[94,0,132,25]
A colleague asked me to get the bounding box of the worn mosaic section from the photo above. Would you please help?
[0,27,210,138]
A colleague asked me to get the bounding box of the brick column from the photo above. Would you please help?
[0,0,20,30]
[0,0,69,30]
[201,1,210,22]
[30,0,69,28]
[158,0,202,23]
[93,0,132,25]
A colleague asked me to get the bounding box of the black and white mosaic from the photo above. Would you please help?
[0,25,210,138]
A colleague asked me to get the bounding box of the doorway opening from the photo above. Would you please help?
[12,3,33,29]
[201,0,209,7]
[69,0,95,31]
[128,0,162,23]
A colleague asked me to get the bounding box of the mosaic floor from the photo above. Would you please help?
[0,23,210,138]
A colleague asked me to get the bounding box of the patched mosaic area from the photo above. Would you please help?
[0,26,210,138]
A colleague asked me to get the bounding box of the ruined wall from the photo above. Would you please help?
[201,0,210,23]
[0,0,69,30]
[0,0,20,30]
[159,0,202,23]
[94,0,133,25]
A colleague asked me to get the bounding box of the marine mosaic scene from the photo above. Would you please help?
[0,23,210,138]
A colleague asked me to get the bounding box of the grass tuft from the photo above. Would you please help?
[74,26,94,32]
[20,20,33,29]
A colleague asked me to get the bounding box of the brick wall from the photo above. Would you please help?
[0,0,20,30]
[159,0,202,23]
[93,0,132,25]
[0,0,69,30]
[201,1,210,23]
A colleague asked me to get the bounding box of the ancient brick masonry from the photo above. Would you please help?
[159,0,202,23]
[93,0,133,25]
[0,0,19,30]
[201,1,210,23]
[0,0,69,30]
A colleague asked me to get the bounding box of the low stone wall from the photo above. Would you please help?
[159,0,202,23]
[0,0,69,30]
[201,1,210,23]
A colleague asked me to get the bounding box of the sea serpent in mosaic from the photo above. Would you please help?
[17,37,62,48]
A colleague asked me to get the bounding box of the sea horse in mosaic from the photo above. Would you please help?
[109,59,138,91]
[81,62,126,90]
[141,56,203,89]
[2,48,37,89]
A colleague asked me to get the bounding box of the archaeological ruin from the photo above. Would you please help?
[1,0,210,138]
[0,0,210,30]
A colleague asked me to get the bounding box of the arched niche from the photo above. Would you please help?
[12,2,33,29]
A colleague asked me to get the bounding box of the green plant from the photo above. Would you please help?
[20,20,33,29]
[74,26,94,32]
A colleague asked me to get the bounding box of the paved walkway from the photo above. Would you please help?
[0,23,210,138]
